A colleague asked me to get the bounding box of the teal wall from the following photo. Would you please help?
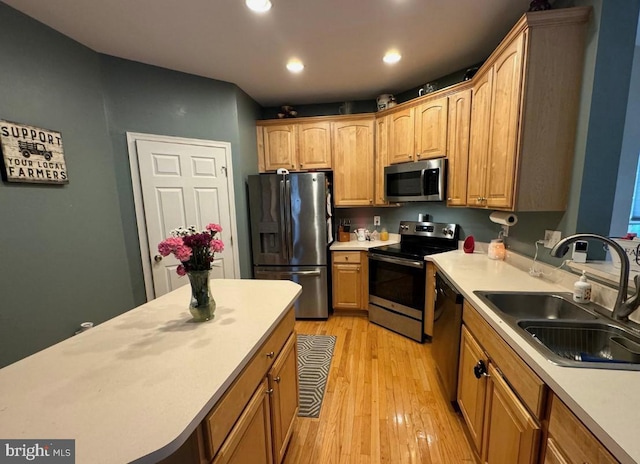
[0,4,260,368]
[0,0,638,367]
[0,4,136,366]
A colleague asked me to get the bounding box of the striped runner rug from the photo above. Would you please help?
[297,334,336,418]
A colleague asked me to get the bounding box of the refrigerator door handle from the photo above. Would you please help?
[255,270,322,277]
[279,178,289,262]
[285,179,294,260]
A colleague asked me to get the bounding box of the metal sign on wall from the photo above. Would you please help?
[0,120,68,184]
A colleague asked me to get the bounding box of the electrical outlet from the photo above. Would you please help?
[373,216,380,226]
[544,230,562,249]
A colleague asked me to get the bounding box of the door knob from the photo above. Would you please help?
[154,255,163,263]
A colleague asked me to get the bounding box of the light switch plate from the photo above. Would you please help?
[544,230,562,249]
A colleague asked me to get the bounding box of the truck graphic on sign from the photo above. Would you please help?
[18,140,53,161]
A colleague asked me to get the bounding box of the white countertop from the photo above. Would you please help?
[429,250,639,464]
[0,279,302,464]
[329,234,400,251]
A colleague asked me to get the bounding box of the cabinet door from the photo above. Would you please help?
[268,335,299,464]
[467,70,493,207]
[415,96,448,160]
[388,107,415,164]
[483,364,540,464]
[332,119,374,206]
[374,116,389,205]
[543,438,570,464]
[457,326,489,454]
[332,263,362,309]
[263,125,297,171]
[485,33,524,210]
[212,379,273,464]
[297,122,332,170]
[446,89,472,206]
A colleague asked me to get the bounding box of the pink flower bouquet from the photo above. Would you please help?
[158,224,224,276]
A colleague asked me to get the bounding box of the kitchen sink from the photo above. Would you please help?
[518,320,640,368]
[473,291,640,370]
[475,291,598,321]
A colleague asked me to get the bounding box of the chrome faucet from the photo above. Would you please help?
[550,233,640,321]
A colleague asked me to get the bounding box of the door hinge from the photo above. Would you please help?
[221,166,228,177]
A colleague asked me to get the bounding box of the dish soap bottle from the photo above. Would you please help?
[573,271,592,303]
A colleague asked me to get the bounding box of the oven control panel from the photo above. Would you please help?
[399,221,458,240]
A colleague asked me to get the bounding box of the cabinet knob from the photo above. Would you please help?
[345,256,349,261]
[266,351,275,358]
[408,155,412,159]
[266,388,274,395]
[447,197,452,201]
[369,199,373,204]
[274,376,281,383]
[473,360,490,379]
[300,163,304,168]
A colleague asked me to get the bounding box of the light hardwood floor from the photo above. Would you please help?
[286,314,475,464]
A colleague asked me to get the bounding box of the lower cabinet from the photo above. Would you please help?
[212,378,274,464]
[268,334,299,464]
[331,251,368,312]
[457,302,544,464]
[543,394,617,464]
[163,308,297,464]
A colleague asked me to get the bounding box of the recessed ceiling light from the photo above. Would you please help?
[383,51,402,64]
[246,0,272,13]
[286,59,304,73]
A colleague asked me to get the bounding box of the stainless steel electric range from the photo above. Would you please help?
[368,221,459,342]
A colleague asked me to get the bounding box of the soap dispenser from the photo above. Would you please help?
[573,271,592,303]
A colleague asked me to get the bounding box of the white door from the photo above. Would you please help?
[133,137,238,298]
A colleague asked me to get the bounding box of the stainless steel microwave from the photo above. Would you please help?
[384,158,446,202]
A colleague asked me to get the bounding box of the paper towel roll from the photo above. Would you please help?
[489,211,518,226]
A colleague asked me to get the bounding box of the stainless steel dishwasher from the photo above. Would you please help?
[431,271,464,404]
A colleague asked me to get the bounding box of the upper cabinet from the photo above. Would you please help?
[446,88,472,207]
[387,95,448,165]
[374,116,389,206]
[466,7,590,211]
[257,119,332,172]
[332,117,375,207]
[296,121,332,171]
[261,124,297,172]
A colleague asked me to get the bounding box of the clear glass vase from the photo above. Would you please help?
[187,270,216,322]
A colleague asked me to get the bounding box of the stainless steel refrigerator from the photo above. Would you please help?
[248,172,330,319]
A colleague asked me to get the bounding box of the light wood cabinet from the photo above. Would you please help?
[165,308,297,464]
[296,121,332,170]
[332,251,368,312]
[261,125,297,172]
[466,8,590,211]
[457,325,489,454]
[387,96,448,165]
[388,107,415,164]
[423,261,437,337]
[458,302,545,464]
[257,120,332,172]
[374,115,389,205]
[268,335,299,464]
[212,379,274,464]
[415,96,448,160]
[446,88,472,206]
[332,118,375,207]
[544,394,618,464]
[483,363,540,464]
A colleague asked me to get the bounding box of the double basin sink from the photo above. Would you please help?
[474,291,640,370]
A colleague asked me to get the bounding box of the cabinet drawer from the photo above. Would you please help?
[463,301,546,418]
[332,251,361,264]
[547,395,617,464]
[204,307,295,460]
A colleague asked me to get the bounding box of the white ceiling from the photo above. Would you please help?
[4,0,535,106]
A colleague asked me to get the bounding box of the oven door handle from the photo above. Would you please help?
[368,253,424,269]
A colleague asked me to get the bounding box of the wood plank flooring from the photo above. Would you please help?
[286,315,475,464]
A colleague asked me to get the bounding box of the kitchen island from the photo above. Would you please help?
[0,279,301,464]
[430,250,639,463]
